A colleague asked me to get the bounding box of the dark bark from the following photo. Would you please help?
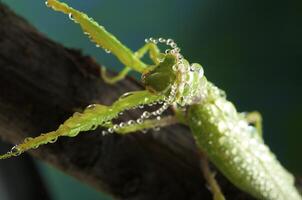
[0,3,298,200]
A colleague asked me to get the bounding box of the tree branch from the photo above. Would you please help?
[0,3,292,200]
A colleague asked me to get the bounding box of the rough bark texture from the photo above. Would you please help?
[0,3,299,200]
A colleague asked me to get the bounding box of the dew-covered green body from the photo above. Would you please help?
[188,82,301,200]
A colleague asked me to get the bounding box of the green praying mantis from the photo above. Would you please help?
[0,0,301,199]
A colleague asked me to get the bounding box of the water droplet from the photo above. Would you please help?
[172,65,178,71]
[45,1,50,7]
[218,121,227,132]
[119,122,125,128]
[11,146,21,155]
[104,49,111,53]
[142,111,150,118]
[68,13,74,21]
[139,105,144,109]
[108,128,114,133]
[119,92,134,99]
[102,130,107,136]
[96,44,100,48]
[87,104,96,110]
[166,39,174,45]
[49,137,58,143]
[159,38,165,43]
[137,119,143,124]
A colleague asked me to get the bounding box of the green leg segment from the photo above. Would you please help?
[101,42,162,84]
[47,0,147,73]
[0,90,164,159]
[200,156,226,200]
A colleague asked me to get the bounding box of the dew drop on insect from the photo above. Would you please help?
[102,130,107,136]
[158,38,165,43]
[119,122,125,128]
[128,120,135,125]
[68,13,74,21]
[172,65,178,71]
[104,49,111,54]
[113,124,119,130]
[137,119,143,124]
[108,128,114,133]
[45,1,50,7]
[139,105,144,109]
[87,104,96,110]
[156,116,161,121]
[96,44,100,48]
[11,146,21,156]
[49,137,58,143]
[119,92,134,99]
[142,111,150,118]
[218,121,227,132]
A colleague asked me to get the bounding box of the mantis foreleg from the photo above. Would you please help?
[0,90,164,159]
[46,0,147,73]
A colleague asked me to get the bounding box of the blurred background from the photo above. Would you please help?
[0,0,301,199]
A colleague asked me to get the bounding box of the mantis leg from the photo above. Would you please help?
[101,42,162,84]
[135,42,162,65]
[200,155,226,200]
[0,90,164,159]
[101,66,131,85]
[245,111,263,138]
[46,0,147,73]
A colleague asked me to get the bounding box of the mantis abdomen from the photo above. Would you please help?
[188,82,301,200]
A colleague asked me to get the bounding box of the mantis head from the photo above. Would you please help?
[142,52,207,107]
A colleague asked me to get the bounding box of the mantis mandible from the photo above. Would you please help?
[0,0,301,200]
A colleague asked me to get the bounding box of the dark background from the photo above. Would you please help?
[1,0,301,199]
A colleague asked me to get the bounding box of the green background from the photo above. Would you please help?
[2,0,301,199]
